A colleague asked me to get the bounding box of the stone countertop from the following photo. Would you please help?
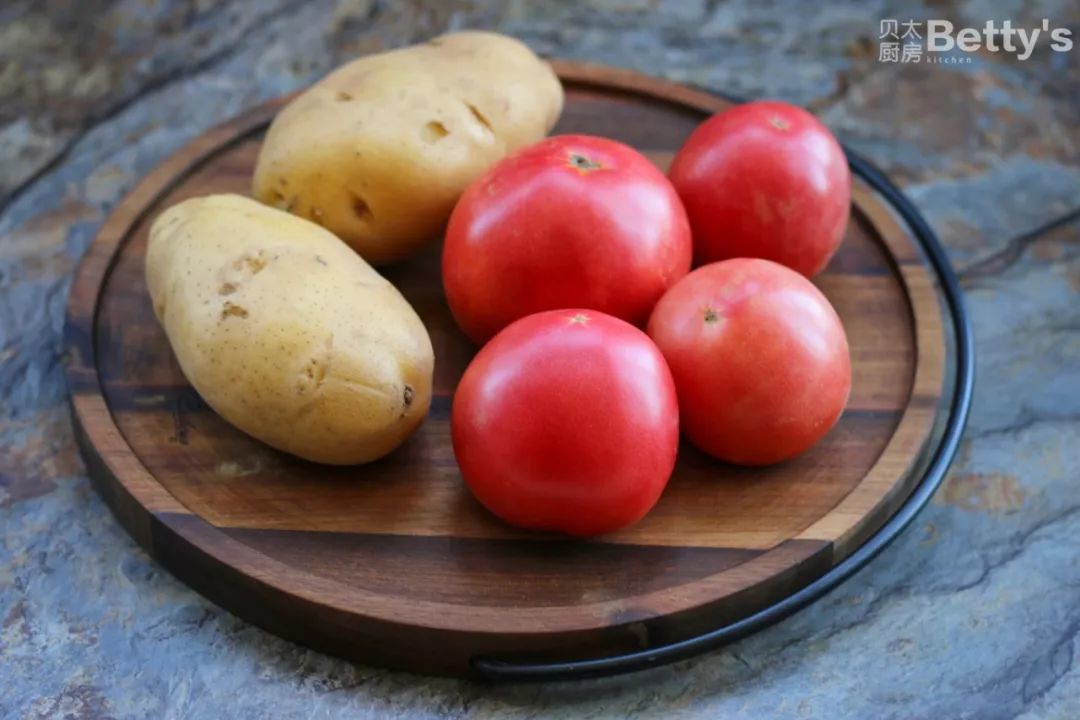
[1,1,1077,718]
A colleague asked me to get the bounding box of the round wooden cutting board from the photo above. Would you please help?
[65,63,959,679]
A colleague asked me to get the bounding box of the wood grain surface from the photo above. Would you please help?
[65,62,949,676]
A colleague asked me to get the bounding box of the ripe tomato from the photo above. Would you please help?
[647,259,850,465]
[452,309,679,536]
[669,101,851,277]
[443,135,691,344]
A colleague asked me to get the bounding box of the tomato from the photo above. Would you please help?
[668,101,851,277]
[452,309,679,536]
[647,259,850,465]
[443,134,692,344]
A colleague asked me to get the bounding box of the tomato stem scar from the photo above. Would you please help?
[569,313,589,325]
[703,307,719,324]
[568,153,602,172]
[769,116,790,131]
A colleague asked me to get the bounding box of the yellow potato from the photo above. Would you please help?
[252,31,564,265]
[146,194,434,465]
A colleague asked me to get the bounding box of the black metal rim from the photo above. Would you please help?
[470,147,977,682]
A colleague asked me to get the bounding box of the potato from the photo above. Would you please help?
[252,31,564,265]
[146,194,434,465]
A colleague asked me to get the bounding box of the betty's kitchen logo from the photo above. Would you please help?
[878,19,1074,63]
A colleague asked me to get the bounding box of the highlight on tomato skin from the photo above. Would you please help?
[451,309,680,536]
[647,258,852,466]
[669,100,851,278]
[442,134,692,345]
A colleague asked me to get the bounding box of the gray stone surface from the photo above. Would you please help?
[1,0,1078,717]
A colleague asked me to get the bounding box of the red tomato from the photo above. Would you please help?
[647,259,850,465]
[443,135,691,344]
[669,101,851,277]
[452,309,679,536]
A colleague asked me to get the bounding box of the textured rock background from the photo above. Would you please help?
[1,0,1078,718]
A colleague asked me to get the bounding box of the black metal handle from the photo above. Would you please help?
[470,147,977,682]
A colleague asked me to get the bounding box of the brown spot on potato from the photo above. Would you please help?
[303,357,327,388]
[298,333,334,394]
[397,384,417,420]
[216,252,270,301]
[221,302,249,320]
[335,90,354,102]
[350,193,373,224]
[465,102,493,134]
[422,120,450,142]
[235,252,269,275]
[269,190,294,211]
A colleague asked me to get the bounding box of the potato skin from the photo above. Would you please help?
[252,31,564,265]
[146,194,434,465]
